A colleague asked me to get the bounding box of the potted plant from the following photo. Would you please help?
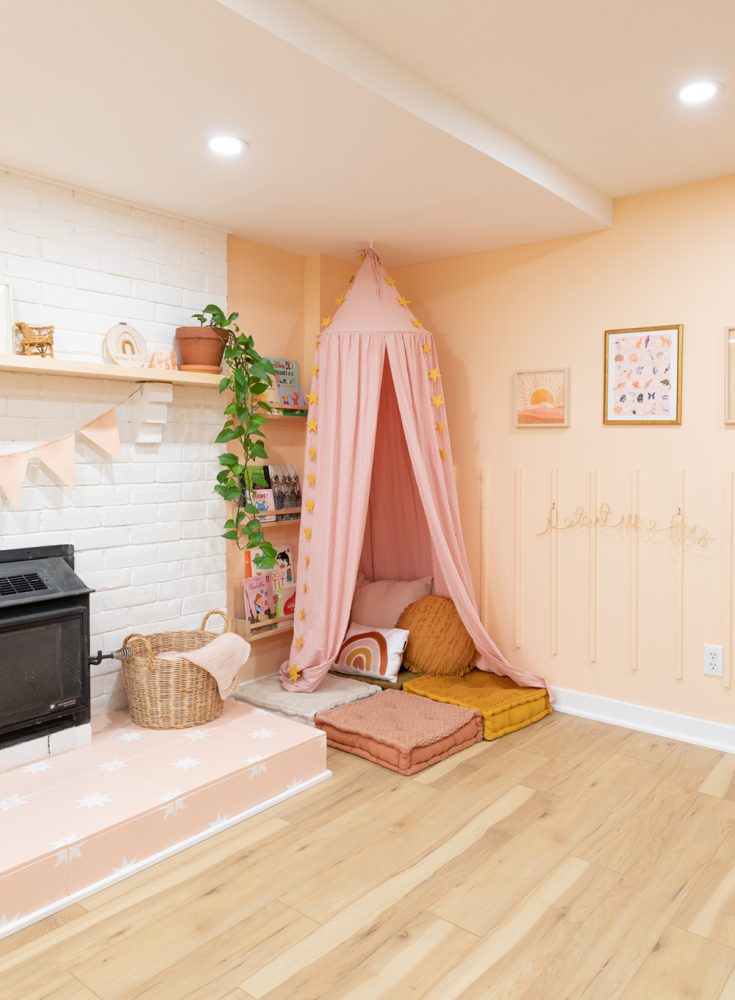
[213,312,277,570]
[175,304,234,372]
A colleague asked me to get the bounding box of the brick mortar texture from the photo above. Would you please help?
[0,170,230,715]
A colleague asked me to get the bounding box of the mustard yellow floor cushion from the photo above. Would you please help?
[403,670,551,741]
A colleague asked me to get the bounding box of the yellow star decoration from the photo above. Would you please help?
[348,274,355,284]
[307,392,318,406]
[299,608,306,621]
[309,447,317,461]
[307,473,315,487]
[303,582,309,594]
[289,664,299,682]
[307,419,318,433]
[334,294,345,306]
[295,636,304,650]
[439,448,446,460]
[428,368,440,382]
[304,527,312,540]
[435,421,445,433]
[398,295,410,308]
[304,555,311,567]
[385,275,397,287]
[306,499,315,512]
[314,338,320,349]
[411,318,424,329]
[422,342,432,354]
[431,395,444,408]
[321,316,332,329]
[311,364,319,376]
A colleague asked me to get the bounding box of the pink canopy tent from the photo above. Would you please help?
[280,250,545,693]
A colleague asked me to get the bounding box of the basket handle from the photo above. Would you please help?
[122,632,155,669]
[200,609,231,634]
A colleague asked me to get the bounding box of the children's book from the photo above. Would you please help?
[244,488,275,522]
[262,357,307,414]
[243,575,277,625]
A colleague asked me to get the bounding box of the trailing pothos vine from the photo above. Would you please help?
[204,304,278,570]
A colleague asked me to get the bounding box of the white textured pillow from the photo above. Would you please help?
[335,621,409,683]
[351,573,432,628]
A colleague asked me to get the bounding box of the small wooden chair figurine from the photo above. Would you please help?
[16,322,54,358]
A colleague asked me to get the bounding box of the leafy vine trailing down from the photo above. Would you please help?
[198,304,278,570]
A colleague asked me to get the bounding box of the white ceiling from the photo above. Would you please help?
[0,0,733,264]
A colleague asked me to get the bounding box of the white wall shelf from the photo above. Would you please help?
[0,354,222,387]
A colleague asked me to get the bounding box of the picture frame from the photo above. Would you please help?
[725,327,735,426]
[603,325,683,425]
[0,283,14,356]
[513,368,570,428]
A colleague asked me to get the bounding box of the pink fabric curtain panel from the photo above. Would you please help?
[280,251,546,692]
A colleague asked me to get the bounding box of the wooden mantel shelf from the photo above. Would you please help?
[0,354,221,387]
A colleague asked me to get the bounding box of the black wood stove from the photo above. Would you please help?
[0,545,92,750]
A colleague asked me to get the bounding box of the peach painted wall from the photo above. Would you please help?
[395,175,735,725]
[226,235,306,679]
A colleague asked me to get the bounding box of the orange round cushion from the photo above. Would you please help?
[396,595,476,676]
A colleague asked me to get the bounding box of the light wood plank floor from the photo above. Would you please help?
[4,712,735,999]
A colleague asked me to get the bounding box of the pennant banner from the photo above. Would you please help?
[35,433,76,486]
[78,408,121,460]
[0,451,30,507]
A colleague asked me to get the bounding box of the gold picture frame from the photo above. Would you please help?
[603,325,683,425]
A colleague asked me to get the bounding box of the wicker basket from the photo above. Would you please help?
[122,610,230,729]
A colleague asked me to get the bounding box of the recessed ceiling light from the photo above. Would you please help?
[208,135,248,156]
[677,80,720,105]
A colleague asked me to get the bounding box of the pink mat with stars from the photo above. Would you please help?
[280,249,546,695]
[0,701,327,935]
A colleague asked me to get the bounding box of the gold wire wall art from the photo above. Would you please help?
[537,501,711,549]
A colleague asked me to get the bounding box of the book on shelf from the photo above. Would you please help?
[261,357,307,415]
[243,546,296,629]
[264,464,301,518]
[243,487,276,523]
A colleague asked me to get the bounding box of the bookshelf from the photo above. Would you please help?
[225,418,304,650]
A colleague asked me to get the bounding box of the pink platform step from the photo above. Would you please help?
[0,701,328,937]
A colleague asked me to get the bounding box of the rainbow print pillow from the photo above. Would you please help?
[335,621,409,683]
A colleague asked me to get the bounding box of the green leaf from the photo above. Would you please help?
[251,440,267,459]
[215,428,237,444]
[249,380,269,396]
[222,530,238,541]
[218,376,231,393]
[224,518,236,529]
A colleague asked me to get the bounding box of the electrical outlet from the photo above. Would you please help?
[704,644,724,677]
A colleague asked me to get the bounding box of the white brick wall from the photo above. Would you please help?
[0,168,228,360]
[0,170,229,715]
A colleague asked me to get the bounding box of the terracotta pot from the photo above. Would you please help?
[175,326,227,372]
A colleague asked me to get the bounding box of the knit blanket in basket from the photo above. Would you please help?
[158,633,251,699]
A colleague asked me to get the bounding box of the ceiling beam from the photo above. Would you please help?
[217,0,613,228]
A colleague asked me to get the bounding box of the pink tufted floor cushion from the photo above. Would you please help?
[315,689,483,775]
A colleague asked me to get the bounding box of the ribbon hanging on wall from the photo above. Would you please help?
[78,408,121,460]
[0,451,30,507]
[36,433,76,486]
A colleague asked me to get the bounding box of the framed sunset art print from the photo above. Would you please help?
[603,325,682,425]
[514,368,570,428]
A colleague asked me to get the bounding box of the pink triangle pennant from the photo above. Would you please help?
[0,450,30,507]
[35,433,76,486]
[78,408,121,459]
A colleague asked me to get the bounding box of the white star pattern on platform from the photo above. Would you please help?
[111,857,138,875]
[184,731,207,742]
[208,814,230,828]
[23,760,54,774]
[54,845,83,867]
[50,834,79,849]
[77,792,111,810]
[249,729,275,740]
[250,763,268,779]
[163,798,186,818]
[117,730,144,743]
[159,789,182,802]
[99,758,127,773]
[173,757,201,771]
[243,754,265,766]
[0,795,27,813]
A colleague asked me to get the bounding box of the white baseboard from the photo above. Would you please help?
[0,768,331,941]
[551,687,735,755]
